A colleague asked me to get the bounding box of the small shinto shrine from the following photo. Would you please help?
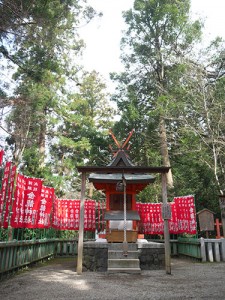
[89,130,155,243]
[76,130,171,274]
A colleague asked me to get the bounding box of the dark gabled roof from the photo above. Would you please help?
[107,150,134,167]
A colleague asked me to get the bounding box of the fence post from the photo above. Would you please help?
[207,242,214,262]
[200,237,206,262]
[214,241,220,262]
[221,238,225,262]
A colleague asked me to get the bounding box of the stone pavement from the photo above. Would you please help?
[1,257,225,300]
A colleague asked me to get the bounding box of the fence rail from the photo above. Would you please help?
[176,237,202,259]
[0,239,78,280]
[171,238,225,262]
[199,238,225,262]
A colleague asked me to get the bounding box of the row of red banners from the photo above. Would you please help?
[52,199,96,231]
[0,157,97,230]
[136,195,197,235]
[0,154,196,234]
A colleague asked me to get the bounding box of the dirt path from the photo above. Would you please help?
[1,258,225,300]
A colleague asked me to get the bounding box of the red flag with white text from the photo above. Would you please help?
[36,186,54,228]
[52,199,96,231]
[174,195,197,234]
[11,174,26,228]
[3,165,17,228]
[11,175,43,228]
[0,161,12,226]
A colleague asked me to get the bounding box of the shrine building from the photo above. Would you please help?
[89,147,155,243]
[76,130,171,274]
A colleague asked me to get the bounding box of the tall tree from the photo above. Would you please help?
[1,0,97,170]
[49,71,115,195]
[111,0,202,190]
[171,37,225,195]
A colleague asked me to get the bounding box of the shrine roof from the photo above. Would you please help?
[77,165,170,174]
[107,150,134,167]
[77,146,170,175]
[88,173,155,184]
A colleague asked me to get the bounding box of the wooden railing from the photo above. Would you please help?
[171,238,225,262]
[55,239,77,256]
[0,239,78,280]
[174,237,201,259]
[151,238,225,262]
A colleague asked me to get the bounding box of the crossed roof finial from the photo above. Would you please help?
[109,129,134,157]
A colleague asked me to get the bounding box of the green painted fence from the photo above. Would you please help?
[151,238,225,262]
[176,237,201,259]
[0,239,78,280]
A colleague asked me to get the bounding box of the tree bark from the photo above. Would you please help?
[39,112,46,169]
[159,117,174,189]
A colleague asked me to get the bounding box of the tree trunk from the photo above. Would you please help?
[159,117,174,189]
[39,112,46,169]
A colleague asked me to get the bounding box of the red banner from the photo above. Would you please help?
[52,199,95,231]
[11,175,43,228]
[0,161,12,226]
[36,186,54,228]
[168,202,178,234]
[84,200,96,231]
[3,165,17,228]
[174,195,196,234]
[136,195,197,235]
[23,177,43,228]
[52,199,80,230]
[0,149,4,166]
[136,203,164,235]
[11,174,26,228]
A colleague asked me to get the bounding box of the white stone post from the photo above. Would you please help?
[200,237,206,262]
[221,238,225,261]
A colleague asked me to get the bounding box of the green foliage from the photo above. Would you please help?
[111,0,224,214]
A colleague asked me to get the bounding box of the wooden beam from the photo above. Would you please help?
[77,166,170,174]
[162,173,171,275]
[76,172,86,275]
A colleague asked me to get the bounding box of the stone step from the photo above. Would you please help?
[108,250,139,259]
[107,267,141,274]
[108,243,137,251]
[108,258,140,269]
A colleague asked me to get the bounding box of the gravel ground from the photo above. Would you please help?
[1,258,225,300]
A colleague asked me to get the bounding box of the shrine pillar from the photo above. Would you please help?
[77,172,86,275]
[162,173,171,275]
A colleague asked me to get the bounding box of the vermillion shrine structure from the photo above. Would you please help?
[76,130,171,274]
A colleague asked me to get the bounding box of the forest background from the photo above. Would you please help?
[0,0,225,217]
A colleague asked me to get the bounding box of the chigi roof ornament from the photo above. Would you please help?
[109,128,134,157]
[108,129,135,167]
